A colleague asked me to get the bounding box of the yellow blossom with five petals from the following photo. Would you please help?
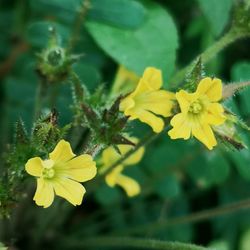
[119,67,175,133]
[100,137,144,197]
[168,77,226,150]
[25,140,97,208]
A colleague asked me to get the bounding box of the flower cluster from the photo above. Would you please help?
[120,67,226,150]
[24,66,247,209]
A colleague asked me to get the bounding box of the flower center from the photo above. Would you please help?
[42,168,55,179]
[42,159,55,179]
[189,100,203,114]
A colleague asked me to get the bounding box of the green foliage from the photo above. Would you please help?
[88,0,147,29]
[86,0,178,82]
[184,57,205,91]
[0,0,250,249]
[197,0,233,36]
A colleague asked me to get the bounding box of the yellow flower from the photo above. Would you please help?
[25,140,97,208]
[168,77,226,150]
[101,137,144,197]
[111,65,139,95]
[120,67,175,133]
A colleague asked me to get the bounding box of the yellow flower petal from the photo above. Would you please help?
[141,67,163,90]
[59,154,97,182]
[111,65,139,95]
[25,157,43,177]
[119,97,135,114]
[130,109,165,133]
[102,147,120,167]
[192,123,217,150]
[102,137,144,168]
[134,90,174,117]
[119,67,173,133]
[176,90,198,113]
[123,146,145,166]
[115,174,141,197]
[196,77,222,102]
[33,178,54,208]
[206,103,225,125]
[105,165,141,197]
[54,178,86,206]
[168,113,192,139]
[49,140,75,163]
[105,165,123,187]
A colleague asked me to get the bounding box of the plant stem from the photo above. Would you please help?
[62,237,210,250]
[68,0,91,52]
[170,27,249,88]
[100,126,168,176]
[33,80,44,120]
[222,81,250,99]
[113,198,250,235]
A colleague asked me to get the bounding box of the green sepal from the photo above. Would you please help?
[184,57,205,92]
[15,118,29,145]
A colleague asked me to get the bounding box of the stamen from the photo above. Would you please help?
[189,100,203,114]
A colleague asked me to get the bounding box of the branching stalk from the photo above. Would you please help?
[62,236,210,250]
[170,27,250,88]
[113,198,250,235]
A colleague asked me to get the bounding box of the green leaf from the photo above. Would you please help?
[27,21,70,48]
[230,148,250,180]
[33,0,146,29]
[95,184,122,206]
[231,61,250,115]
[88,0,146,29]
[154,175,181,199]
[187,152,230,188]
[72,63,101,91]
[86,0,178,82]
[240,228,250,250]
[30,0,81,23]
[208,240,230,250]
[0,242,7,250]
[197,0,233,36]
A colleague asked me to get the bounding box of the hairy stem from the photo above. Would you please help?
[113,198,250,235]
[100,126,168,176]
[170,27,249,88]
[222,81,250,99]
[68,0,91,52]
[33,81,44,120]
[62,237,210,250]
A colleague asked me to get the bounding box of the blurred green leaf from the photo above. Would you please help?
[86,0,178,82]
[72,63,101,91]
[95,184,122,206]
[154,175,181,199]
[231,61,250,116]
[240,228,250,250]
[88,0,147,29]
[197,0,233,36]
[208,240,230,250]
[33,0,146,29]
[187,152,230,188]
[27,21,70,48]
[230,148,250,180]
[0,242,7,250]
[30,0,80,23]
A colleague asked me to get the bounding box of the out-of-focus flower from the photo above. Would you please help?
[100,137,144,197]
[111,65,139,95]
[120,67,175,133]
[25,140,96,208]
[168,77,226,150]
